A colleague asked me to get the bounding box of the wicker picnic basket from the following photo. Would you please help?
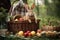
[7,19,40,34]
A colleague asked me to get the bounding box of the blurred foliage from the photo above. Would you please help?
[0,7,7,22]
[0,7,8,29]
[39,16,60,27]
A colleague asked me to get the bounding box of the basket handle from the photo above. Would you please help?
[8,0,19,15]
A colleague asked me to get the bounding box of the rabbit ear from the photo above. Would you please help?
[31,3,35,9]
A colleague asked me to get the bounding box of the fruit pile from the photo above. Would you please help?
[15,29,41,37]
[15,29,58,38]
[14,18,24,22]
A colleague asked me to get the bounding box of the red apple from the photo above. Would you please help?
[24,32,28,37]
[37,29,42,33]
[26,31,30,33]
[24,31,32,37]
[28,32,32,37]
[19,18,24,21]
